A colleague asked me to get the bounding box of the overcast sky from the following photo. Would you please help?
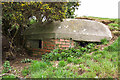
[75,0,119,18]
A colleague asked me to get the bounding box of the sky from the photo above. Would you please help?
[75,0,119,18]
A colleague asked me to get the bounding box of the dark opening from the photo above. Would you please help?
[39,40,42,48]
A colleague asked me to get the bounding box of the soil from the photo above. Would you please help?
[1,53,42,78]
[76,17,115,25]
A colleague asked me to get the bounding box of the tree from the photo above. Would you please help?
[66,2,80,18]
[2,2,80,56]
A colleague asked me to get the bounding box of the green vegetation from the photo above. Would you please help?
[3,61,12,73]
[21,58,33,63]
[58,60,67,67]
[66,2,80,18]
[104,37,118,52]
[21,37,119,78]
[21,67,29,77]
[42,42,98,61]
[108,23,119,27]
[2,74,16,79]
[29,18,37,25]
[2,16,119,78]
[81,16,118,23]
[108,23,119,31]
[67,57,74,63]
[2,2,80,57]
[100,38,109,45]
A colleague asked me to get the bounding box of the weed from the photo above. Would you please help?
[26,32,118,78]
[73,58,81,64]
[108,23,119,27]
[108,23,119,31]
[78,58,86,63]
[21,58,33,63]
[2,74,16,79]
[67,57,74,63]
[21,67,29,77]
[79,64,85,69]
[93,54,102,61]
[92,51,104,55]
[30,71,48,78]
[101,38,109,45]
[80,47,87,52]
[58,61,67,67]
[104,38,118,52]
[109,26,114,31]
[3,61,12,73]
[82,54,91,59]
[30,61,47,72]
[84,72,96,78]
[100,59,116,75]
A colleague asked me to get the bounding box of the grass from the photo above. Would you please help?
[100,38,109,45]
[2,74,16,79]
[21,37,118,78]
[58,60,67,67]
[80,16,118,23]
[21,67,29,77]
[24,61,79,78]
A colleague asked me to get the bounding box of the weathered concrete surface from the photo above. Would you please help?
[25,19,112,42]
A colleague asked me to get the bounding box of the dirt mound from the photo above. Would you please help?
[76,17,114,25]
